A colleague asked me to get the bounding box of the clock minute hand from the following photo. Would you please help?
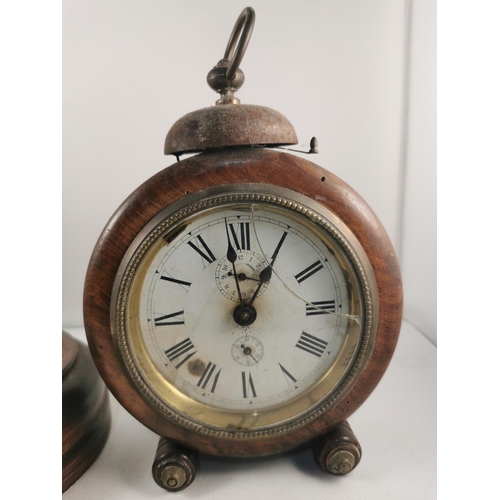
[248,231,288,306]
[224,218,244,304]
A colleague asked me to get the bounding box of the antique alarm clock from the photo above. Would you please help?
[84,7,402,492]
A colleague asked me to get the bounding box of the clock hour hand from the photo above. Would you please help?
[247,267,271,306]
[258,265,272,283]
[224,218,244,304]
[248,232,288,305]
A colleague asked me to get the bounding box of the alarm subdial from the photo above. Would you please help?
[231,335,264,367]
[215,250,269,302]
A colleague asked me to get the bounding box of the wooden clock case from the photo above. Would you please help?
[83,147,403,459]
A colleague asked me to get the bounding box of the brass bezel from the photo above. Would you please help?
[111,186,378,439]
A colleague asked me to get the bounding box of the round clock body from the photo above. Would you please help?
[84,147,402,458]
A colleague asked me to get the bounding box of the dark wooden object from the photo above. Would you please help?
[312,420,362,475]
[152,419,361,491]
[62,331,111,492]
[152,437,199,492]
[84,147,403,458]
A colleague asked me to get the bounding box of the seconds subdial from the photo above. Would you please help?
[231,335,264,366]
[215,250,269,302]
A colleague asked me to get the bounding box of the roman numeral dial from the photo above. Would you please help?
[296,332,328,357]
[306,300,336,316]
[279,363,297,384]
[197,362,221,393]
[160,275,192,287]
[228,222,251,250]
[242,371,257,398]
[164,338,196,369]
[294,260,324,284]
[187,235,217,265]
[137,206,353,418]
[154,310,185,326]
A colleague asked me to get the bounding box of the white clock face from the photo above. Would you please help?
[123,201,364,430]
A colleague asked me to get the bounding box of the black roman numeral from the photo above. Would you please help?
[164,338,196,369]
[242,371,257,398]
[306,300,336,315]
[154,310,184,326]
[228,222,251,251]
[187,235,217,264]
[279,362,297,383]
[160,275,192,287]
[197,362,221,393]
[294,260,324,283]
[296,331,328,357]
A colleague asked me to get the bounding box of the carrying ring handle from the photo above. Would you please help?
[223,7,255,81]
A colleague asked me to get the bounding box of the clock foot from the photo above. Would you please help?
[152,437,199,492]
[312,420,362,475]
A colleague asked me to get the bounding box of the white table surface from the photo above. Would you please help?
[63,321,436,499]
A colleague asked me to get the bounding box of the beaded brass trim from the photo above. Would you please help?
[114,190,376,439]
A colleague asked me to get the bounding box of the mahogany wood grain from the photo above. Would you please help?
[83,148,403,458]
[152,437,199,491]
[312,420,362,474]
[62,331,111,492]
